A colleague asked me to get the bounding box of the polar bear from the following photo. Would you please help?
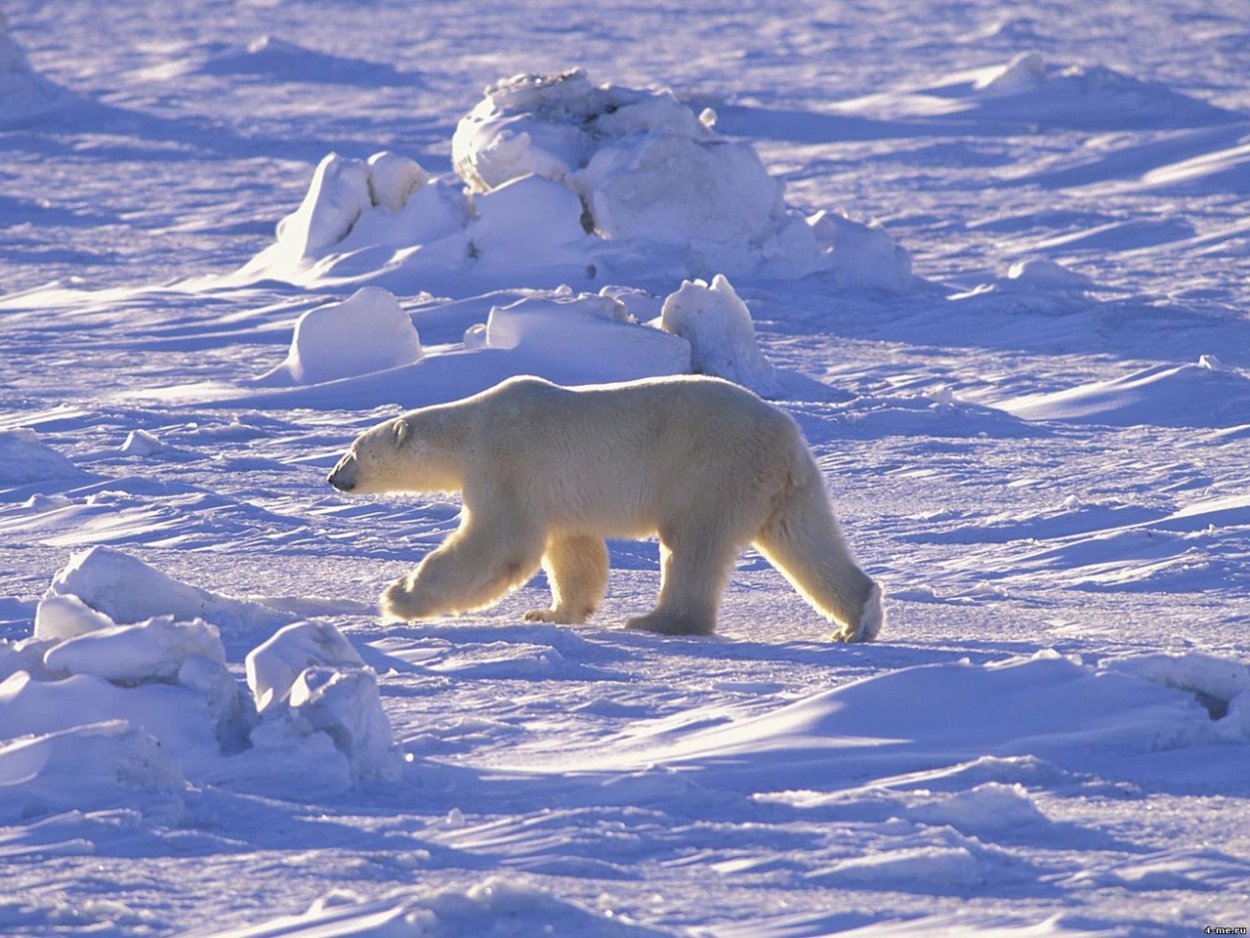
[328,375,883,641]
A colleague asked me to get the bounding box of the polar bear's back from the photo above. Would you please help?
[467,375,809,538]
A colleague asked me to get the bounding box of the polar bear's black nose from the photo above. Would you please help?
[328,454,358,492]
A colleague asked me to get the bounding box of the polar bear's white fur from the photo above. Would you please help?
[328,375,883,641]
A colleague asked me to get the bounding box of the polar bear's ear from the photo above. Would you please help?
[393,419,411,446]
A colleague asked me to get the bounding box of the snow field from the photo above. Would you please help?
[2,0,1250,934]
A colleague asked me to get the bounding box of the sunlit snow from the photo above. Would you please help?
[2,1,1249,935]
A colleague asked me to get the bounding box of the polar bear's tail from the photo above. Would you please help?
[754,461,884,643]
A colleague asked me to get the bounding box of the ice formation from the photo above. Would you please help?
[0,553,397,816]
[259,286,424,385]
[246,621,396,783]
[660,274,779,395]
[45,544,285,628]
[239,69,912,288]
[476,288,692,383]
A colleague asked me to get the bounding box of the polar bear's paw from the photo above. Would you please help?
[524,605,593,625]
[626,609,715,636]
[830,580,884,643]
[380,577,436,622]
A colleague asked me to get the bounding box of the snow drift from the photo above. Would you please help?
[0,14,67,124]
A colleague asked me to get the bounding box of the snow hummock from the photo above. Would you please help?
[244,621,396,785]
[120,427,165,456]
[0,14,68,124]
[258,286,424,385]
[660,274,779,395]
[479,288,692,384]
[1,558,396,816]
[1001,257,1093,292]
[0,428,82,483]
[807,210,914,291]
[45,545,287,628]
[235,69,912,290]
[210,877,662,938]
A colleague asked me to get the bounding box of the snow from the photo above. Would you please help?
[3,0,1250,934]
[258,286,424,386]
[659,275,778,395]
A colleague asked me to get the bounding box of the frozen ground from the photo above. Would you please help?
[2,0,1250,935]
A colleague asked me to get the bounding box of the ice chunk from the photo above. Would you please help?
[43,616,226,683]
[288,666,394,778]
[366,150,429,212]
[469,174,591,267]
[275,153,373,258]
[244,621,395,783]
[660,274,779,395]
[34,592,118,642]
[120,428,164,456]
[45,545,286,628]
[245,620,365,713]
[481,290,691,383]
[261,286,424,385]
[808,210,913,290]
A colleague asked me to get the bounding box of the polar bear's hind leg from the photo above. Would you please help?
[525,534,609,624]
[754,474,883,643]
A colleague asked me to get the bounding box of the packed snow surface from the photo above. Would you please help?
[2,0,1250,935]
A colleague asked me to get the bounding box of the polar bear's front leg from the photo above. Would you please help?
[524,534,609,624]
[381,519,544,621]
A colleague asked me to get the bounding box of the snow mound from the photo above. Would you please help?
[258,286,424,385]
[834,54,1237,130]
[0,720,184,822]
[244,622,396,784]
[1,582,396,814]
[660,274,778,395]
[1001,358,1250,428]
[236,70,912,290]
[1103,652,1250,726]
[198,35,412,87]
[0,15,68,124]
[807,209,914,291]
[1001,257,1093,292]
[44,616,226,683]
[121,427,165,456]
[263,150,464,265]
[0,606,251,811]
[46,545,289,628]
[481,288,691,384]
[207,876,667,938]
[0,428,82,484]
[453,69,822,279]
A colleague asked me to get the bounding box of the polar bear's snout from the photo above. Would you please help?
[328,451,358,492]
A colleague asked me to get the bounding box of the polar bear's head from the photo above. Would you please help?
[328,411,462,495]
